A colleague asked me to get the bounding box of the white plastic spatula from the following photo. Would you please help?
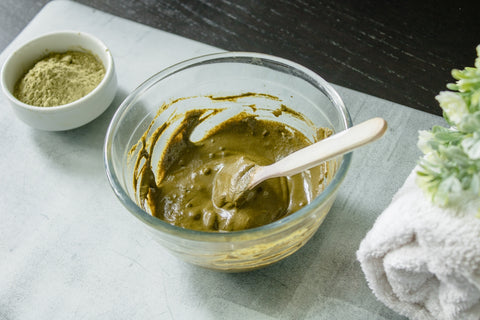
[213,117,387,207]
[248,117,387,189]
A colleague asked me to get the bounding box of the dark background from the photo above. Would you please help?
[1,0,479,116]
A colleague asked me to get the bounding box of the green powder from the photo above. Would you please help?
[14,51,105,107]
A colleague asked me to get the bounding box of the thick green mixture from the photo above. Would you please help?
[133,104,332,232]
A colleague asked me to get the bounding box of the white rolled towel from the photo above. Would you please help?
[357,167,480,320]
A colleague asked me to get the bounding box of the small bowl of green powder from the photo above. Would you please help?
[1,30,117,131]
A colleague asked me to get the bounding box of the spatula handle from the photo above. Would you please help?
[251,117,387,186]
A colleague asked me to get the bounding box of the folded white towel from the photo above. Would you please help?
[357,167,480,320]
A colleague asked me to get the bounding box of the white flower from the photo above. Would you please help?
[417,130,434,153]
[436,175,463,206]
[417,46,480,211]
[461,132,480,159]
[435,91,469,125]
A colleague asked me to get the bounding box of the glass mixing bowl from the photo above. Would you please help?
[104,52,352,272]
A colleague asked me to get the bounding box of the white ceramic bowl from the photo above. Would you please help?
[1,30,117,131]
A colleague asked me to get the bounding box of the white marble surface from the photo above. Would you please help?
[0,1,446,319]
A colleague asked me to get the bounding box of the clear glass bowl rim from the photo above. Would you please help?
[103,51,352,241]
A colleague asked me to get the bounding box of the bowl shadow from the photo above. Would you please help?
[29,88,129,179]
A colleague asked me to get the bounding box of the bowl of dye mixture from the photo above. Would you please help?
[1,30,117,131]
[104,52,352,271]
